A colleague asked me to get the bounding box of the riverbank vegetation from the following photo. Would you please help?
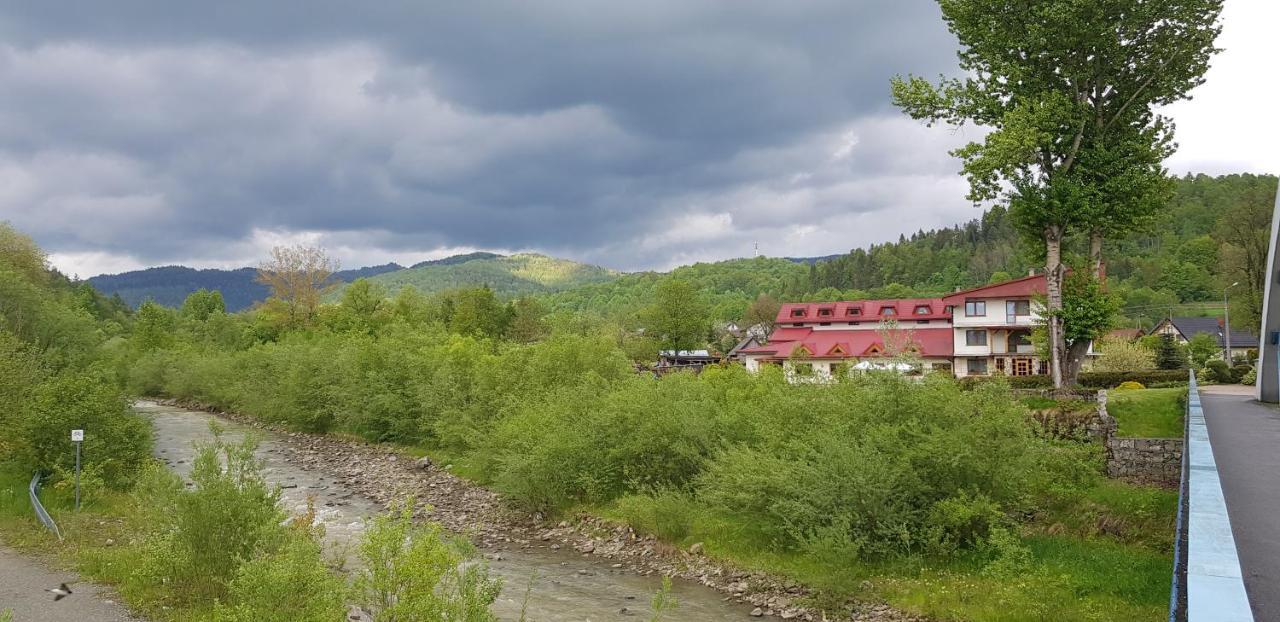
[0,224,511,621]
[111,282,1177,619]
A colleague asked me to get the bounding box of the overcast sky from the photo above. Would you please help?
[0,1,1275,278]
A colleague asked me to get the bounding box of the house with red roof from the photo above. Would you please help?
[740,273,1051,380]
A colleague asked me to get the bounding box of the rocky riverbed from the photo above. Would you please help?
[143,398,922,622]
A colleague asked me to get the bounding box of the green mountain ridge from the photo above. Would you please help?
[348,252,621,298]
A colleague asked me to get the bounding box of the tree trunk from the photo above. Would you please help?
[1089,228,1104,278]
[1045,225,1066,389]
[1059,228,1107,386]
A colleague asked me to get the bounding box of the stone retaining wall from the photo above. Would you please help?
[1095,389,1184,486]
[1040,388,1184,487]
[1105,436,1184,485]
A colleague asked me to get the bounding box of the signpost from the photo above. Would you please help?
[71,429,83,511]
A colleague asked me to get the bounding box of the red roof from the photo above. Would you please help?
[740,327,954,359]
[775,298,951,324]
[941,273,1046,304]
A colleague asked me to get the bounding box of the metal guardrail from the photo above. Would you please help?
[28,472,62,541]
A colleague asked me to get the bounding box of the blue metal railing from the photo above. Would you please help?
[28,473,62,541]
[1169,371,1192,622]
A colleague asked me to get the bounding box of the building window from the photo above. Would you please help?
[791,308,806,318]
[846,307,862,316]
[880,307,896,316]
[965,300,986,317]
[916,320,929,325]
[915,305,931,315]
[995,357,1006,373]
[1009,331,1032,347]
[966,330,988,346]
[817,307,833,317]
[967,358,988,375]
[791,362,814,376]
[819,322,831,326]
[850,321,860,326]
[1006,299,1031,316]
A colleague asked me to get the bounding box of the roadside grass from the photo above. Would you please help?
[599,478,1174,622]
[0,464,218,621]
[1108,388,1185,438]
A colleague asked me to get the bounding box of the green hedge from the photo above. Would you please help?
[959,369,1189,390]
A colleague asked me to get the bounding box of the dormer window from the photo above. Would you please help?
[817,307,833,317]
[846,307,862,316]
[791,308,807,318]
[914,305,931,315]
[880,306,896,316]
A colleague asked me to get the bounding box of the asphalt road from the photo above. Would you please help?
[0,544,138,622]
[1200,385,1280,621]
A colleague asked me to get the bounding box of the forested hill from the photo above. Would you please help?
[89,263,404,311]
[805,173,1277,330]
[350,252,618,299]
[537,173,1275,330]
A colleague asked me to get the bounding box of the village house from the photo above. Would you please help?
[1149,316,1258,362]
[739,273,1052,380]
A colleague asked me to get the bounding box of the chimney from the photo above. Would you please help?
[1028,268,1036,277]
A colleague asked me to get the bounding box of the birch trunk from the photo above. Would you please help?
[1045,225,1066,389]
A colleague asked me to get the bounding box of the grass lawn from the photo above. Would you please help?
[1108,388,1185,438]
[598,479,1176,622]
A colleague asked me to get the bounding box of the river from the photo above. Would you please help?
[137,400,757,621]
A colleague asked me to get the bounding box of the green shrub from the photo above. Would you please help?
[139,430,286,602]
[615,491,701,542]
[1076,369,1188,388]
[1205,360,1232,384]
[692,376,1095,559]
[1231,364,1252,384]
[213,535,347,622]
[1243,367,1258,385]
[352,501,501,621]
[16,372,152,489]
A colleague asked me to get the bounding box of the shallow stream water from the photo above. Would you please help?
[136,400,755,621]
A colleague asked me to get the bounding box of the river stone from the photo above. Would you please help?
[689,542,704,555]
[750,608,764,617]
[415,456,432,470]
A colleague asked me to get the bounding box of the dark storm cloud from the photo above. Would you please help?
[0,1,972,274]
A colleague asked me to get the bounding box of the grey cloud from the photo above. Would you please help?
[0,1,976,273]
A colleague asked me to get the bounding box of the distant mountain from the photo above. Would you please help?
[784,254,845,265]
[355,252,618,298]
[410,252,501,269]
[333,263,405,281]
[89,262,404,311]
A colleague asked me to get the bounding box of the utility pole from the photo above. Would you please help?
[1224,282,1239,364]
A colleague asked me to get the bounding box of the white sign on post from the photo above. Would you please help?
[71,429,84,442]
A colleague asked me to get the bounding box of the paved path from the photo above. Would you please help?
[0,543,138,622]
[1199,385,1280,621]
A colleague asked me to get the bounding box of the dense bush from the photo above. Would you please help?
[353,501,501,621]
[1205,360,1232,384]
[691,376,1096,560]
[1116,381,1146,390]
[0,333,152,489]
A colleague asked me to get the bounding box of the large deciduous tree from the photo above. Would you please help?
[643,278,710,358]
[893,0,1221,387]
[256,245,339,327]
